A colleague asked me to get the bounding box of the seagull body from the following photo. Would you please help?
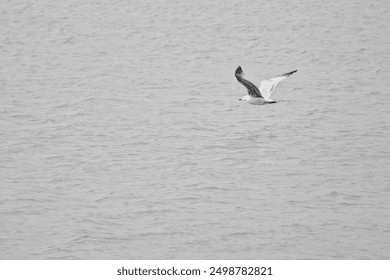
[235,66,297,105]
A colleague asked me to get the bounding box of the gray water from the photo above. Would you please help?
[1,0,389,259]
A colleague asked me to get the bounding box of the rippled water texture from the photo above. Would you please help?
[1,0,389,259]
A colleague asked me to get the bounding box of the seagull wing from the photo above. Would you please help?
[259,70,297,100]
[240,77,263,98]
[235,66,263,98]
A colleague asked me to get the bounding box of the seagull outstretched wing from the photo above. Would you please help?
[235,66,263,98]
[259,70,297,100]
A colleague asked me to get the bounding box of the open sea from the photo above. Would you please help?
[1,0,389,259]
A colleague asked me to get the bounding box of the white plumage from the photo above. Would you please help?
[235,66,297,105]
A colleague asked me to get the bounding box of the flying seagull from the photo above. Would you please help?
[235,66,297,105]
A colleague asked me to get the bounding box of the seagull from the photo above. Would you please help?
[235,66,297,105]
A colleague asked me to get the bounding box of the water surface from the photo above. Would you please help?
[1,0,389,259]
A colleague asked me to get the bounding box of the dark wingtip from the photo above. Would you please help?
[235,66,243,75]
[285,69,297,76]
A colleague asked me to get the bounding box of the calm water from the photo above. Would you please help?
[1,0,389,259]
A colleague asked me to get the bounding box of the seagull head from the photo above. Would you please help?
[239,95,250,101]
